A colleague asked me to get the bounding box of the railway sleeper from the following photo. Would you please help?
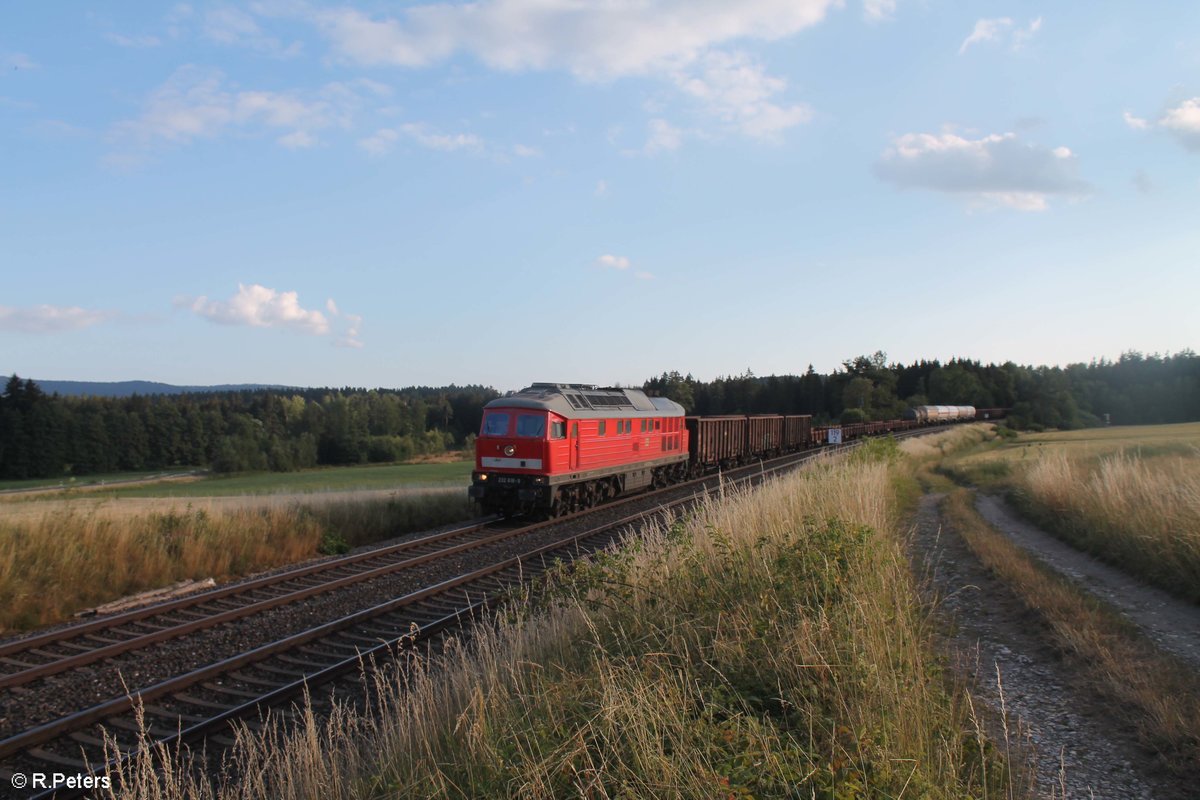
[275,653,335,671]
[67,731,110,748]
[202,680,270,699]
[25,747,88,769]
[102,716,185,738]
[175,692,244,711]
[228,669,290,687]
[143,705,209,725]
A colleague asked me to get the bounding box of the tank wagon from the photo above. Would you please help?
[903,405,977,424]
[471,383,998,517]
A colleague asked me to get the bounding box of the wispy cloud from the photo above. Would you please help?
[357,122,483,155]
[641,118,682,154]
[670,50,812,140]
[959,17,1041,55]
[594,254,655,280]
[104,31,162,48]
[862,0,896,23]
[874,129,1090,211]
[0,304,110,333]
[288,1,831,146]
[110,66,366,158]
[596,254,631,270]
[201,6,303,58]
[1123,111,1150,130]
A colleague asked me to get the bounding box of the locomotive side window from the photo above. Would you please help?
[551,421,566,439]
[598,420,607,436]
[655,420,660,430]
[482,412,509,436]
[516,414,546,437]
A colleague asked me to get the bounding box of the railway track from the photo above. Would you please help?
[0,428,936,799]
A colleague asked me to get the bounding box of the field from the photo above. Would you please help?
[0,460,474,500]
[941,422,1200,601]
[0,460,478,631]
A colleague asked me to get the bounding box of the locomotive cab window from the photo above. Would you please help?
[482,412,510,436]
[516,414,546,437]
[551,421,566,439]
[655,420,661,430]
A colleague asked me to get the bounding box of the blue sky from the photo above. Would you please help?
[2,1,1197,392]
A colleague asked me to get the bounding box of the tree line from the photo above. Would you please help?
[2,350,1196,480]
[0,377,497,480]
[642,350,1200,430]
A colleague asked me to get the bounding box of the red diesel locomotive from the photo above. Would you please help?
[469,383,690,516]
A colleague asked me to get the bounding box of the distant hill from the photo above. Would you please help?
[32,380,297,398]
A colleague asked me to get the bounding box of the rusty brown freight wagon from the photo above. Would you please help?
[747,415,784,457]
[686,416,748,470]
[783,415,812,452]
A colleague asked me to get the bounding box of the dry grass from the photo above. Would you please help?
[1019,451,1200,600]
[99,457,1015,800]
[942,489,1200,778]
[0,492,474,632]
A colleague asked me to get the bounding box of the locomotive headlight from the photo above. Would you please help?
[478,473,488,481]
[503,445,515,456]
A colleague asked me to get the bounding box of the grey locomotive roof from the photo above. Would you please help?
[484,383,685,419]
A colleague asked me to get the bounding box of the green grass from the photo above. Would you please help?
[0,470,200,492]
[98,460,474,498]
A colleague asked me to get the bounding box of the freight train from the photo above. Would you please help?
[469,383,1001,517]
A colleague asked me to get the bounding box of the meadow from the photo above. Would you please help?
[0,481,475,632]
[105,438,1017,800]
[939,423,1200,601]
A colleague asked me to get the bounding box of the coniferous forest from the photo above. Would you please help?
[1,350,1197,480]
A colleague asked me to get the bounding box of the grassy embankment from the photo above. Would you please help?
[0,460,476,632]
[939,423,1200,602]
[105,437,1018,800]
[908,423,1200,780]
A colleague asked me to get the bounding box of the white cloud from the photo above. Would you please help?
[398,122,483,152]
[323,298,364,348]
[1124,98,1200,152]
[0,304,109,333]
[596,254,631,270]
[278,130,317,149]
[958,17,1040,55]
[671,50,811,139]
[202,6,303,57]
[186,283,330,334]
[1123,111,1149,130]
[1012,16,1042,49]
[641,118,683,154]
[874,130,1091,211]
[512,143,540,157]
[862,0,896,22]
[291,1,830,145]
[305,1,834,77]
[634,271,655,280]
[595,179,608,196]
[358,127,399,156]
[104,32,163,48]
[111,66,361,154]
[959,18,1012,54]
[1160,98,1200,151]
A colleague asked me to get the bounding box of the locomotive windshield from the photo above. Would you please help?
[481,412,510,436]
[516,414,546,437]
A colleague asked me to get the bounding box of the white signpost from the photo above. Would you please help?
[828,428,843,444]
